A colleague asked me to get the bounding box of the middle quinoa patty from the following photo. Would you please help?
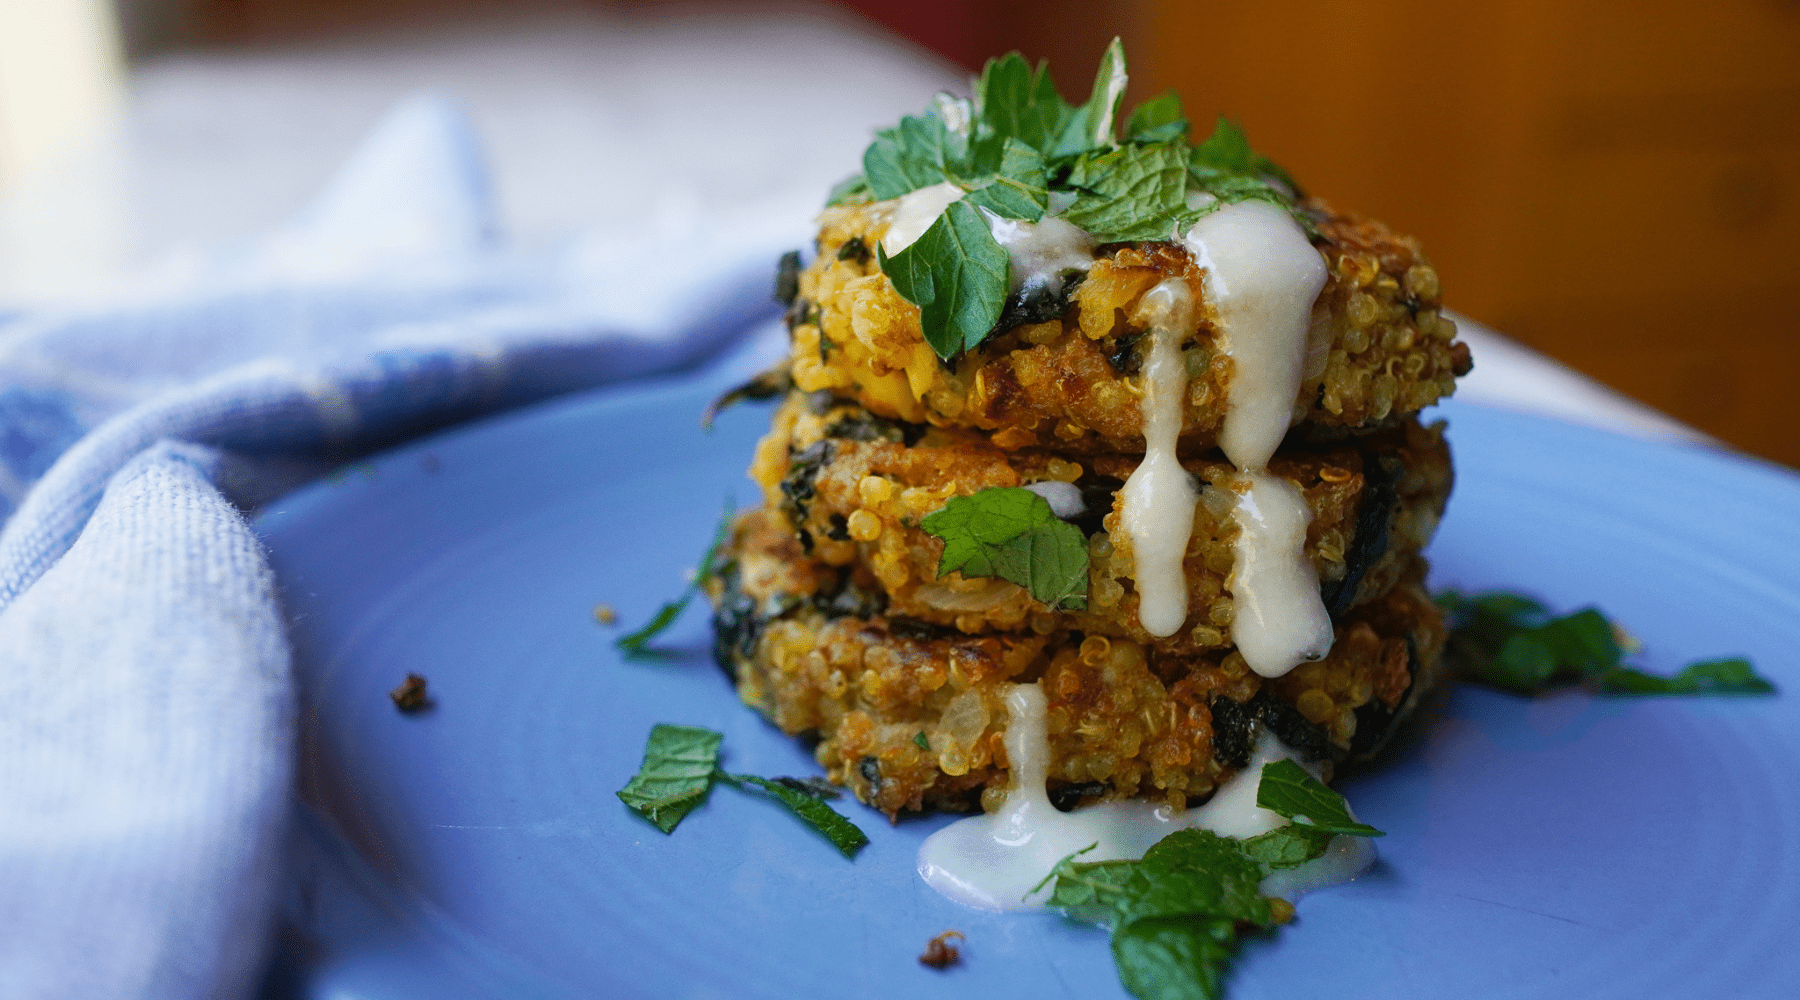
[747,391,1452,656]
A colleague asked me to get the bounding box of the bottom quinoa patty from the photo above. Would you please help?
[707,505,1448,820]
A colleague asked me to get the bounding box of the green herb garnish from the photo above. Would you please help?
[617,724,870,858]
[615,503,733,659]
[919,486,1088,610]
[912,730,932,750]
[1039,761,1380,1000]
[718,773,871,859]
[615,724,721,833]
[1254,759,1385,838]
[1437,589,1775,697]
[835,39,1304,361]
[877,201,1011,360]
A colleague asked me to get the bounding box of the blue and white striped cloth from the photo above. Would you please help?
[0,94,795,999]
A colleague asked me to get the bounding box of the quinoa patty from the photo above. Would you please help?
[748,391,1452,656]
[783,200,1470,454]
[706,506,1448,819]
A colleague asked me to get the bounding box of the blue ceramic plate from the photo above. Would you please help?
[255,360,1800,1000]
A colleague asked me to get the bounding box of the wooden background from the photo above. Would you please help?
[153,0,1800,466]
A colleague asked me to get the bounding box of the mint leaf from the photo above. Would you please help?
[1597,657,1776,696]
[1436,589,1773,698]
[1112,917,1237,1000]
[878,200,1009,360]
[1044,830,1275,1000]
[826,173,872,207]
[865,110,958,199]
[1191,115,1255,173]
[619,726,869,857]
[616,724,723,833]
[1062,141,1197,242]
[958,136,1049,221]
[1076,36,1129,150]
[1255,759,1385,838]
[1126,90,1189,144]
[723,773,870,858]
[1238,824,1337,869]
[920,486,1089,609]
[975,52,1076,155]
[617,502,733,659]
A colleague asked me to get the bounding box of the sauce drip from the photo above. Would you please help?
[1183,200,1332,677]
[1119,279,1200,638]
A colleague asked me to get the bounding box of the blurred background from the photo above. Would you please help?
[1,0,1795,465]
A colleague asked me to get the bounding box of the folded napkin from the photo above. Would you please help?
[0,93,798,999]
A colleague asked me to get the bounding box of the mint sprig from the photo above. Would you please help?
[920,486,1088,610]
[1041,760,1381,1000]
[617,724,870,858]
[877,200,1011,360]
[1436,589,1775,697]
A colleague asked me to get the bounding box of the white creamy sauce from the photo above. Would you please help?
[1119,279,1200,638]
[1023,480,1084,519]
[918,684,1374,912]
[882,181,965,255]
[1182,199,1333,678]
[987,212,1095,298]
[1229,474,1335,677]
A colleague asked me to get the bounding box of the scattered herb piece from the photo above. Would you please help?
[592,604,618,626]
[774,250,802,306]
[616,724,870,858]
[721,773,871,858]
[771,775,841,799]
[616,504,734,659]
[913,730,932,751]
[1596,657,1774,696]
[919,930,965,969]
[701,365,793,430]
[389,672,430,713]
[1254,760,1385,838]
[615,724,721,833]
[920,487,1089,610]
[1436,590,1775,697]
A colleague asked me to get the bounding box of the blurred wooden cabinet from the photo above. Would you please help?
[1144,0,1800,466]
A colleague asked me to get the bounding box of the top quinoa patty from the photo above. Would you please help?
[783,199,1470,455]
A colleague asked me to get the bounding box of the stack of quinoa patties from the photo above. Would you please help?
[705,87,1470,823]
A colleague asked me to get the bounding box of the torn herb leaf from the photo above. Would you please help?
[826,173,873,207]
[865,110,960,200]
[616,503,733,658]
[1061,141,1198,242]
[913,730,932,750]
[878,200,1010,360]
[1436,589,1774,697]
[616,724,722,833]
[1237,824,1338,870]
[1254,759,1385,838]
[723,773,870,859]
[1597,657,1775,696]
[1042,829,1275,1000]
[920,487,1089,610]
[617,725,870,858]
[1125,90,1188,144]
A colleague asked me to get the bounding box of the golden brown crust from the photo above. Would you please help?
[788,199,1464,454]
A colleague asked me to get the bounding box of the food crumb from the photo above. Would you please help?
[918,930,964,969]
[593,604,619,626]
[390,673,430,713]
[1268,897,1295,924]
